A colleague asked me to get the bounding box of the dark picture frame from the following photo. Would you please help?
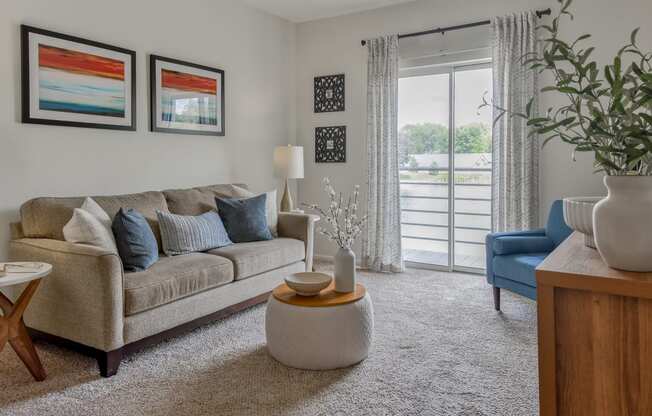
[21,24,137,131]
[150,55,225,136]
[314,74,345,113]
[315,126,346,163]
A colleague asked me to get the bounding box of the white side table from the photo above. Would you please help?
[265,281,374,370]
[0,262,52,381]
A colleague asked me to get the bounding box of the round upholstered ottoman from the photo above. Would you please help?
[265,282,374,370]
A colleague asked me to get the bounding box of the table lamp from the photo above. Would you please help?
[274,144,304,212]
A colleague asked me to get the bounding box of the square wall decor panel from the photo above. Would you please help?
[314,74,344,113]
[315,126,346,163]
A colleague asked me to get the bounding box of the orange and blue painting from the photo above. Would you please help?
[38,44,126,117]
[161,69,218,126]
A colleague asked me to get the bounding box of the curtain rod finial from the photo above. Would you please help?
[361,40,367,46]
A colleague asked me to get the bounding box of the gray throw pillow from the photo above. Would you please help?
[156,210,232,256]
[215,194,274,243]
[112,208,159,272]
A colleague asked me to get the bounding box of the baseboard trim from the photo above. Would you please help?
[28,291,271,377]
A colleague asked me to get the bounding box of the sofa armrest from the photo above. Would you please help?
[485,228,546,284]
[492,235,555,256]
[8,238,125,351]
[277,213,319,271]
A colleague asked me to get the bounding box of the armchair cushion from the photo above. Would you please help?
[493,235,555,256]
[492,253,549,287]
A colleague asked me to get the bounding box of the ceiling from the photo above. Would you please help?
[243,0,419,23]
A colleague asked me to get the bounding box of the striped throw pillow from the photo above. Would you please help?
[156,210,232,256]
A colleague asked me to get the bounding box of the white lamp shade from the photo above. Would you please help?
[274,145,304,179]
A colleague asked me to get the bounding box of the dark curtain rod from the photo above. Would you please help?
[360,8,551,46]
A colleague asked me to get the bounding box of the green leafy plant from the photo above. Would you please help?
[482,0,652,175]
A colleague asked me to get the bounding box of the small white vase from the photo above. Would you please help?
[563,197,603,248]
[593,175,652,272]
[334,247,356,293]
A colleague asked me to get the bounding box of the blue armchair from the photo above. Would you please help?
[485,200,572,310]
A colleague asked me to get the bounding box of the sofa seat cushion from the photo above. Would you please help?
[124,253,234,315]
[206,238,304,280]
[492,253,549,288]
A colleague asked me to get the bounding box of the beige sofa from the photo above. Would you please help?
[8,184,316,377]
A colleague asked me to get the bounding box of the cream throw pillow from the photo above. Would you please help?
[63,197,117,253]
[231,186,278,237]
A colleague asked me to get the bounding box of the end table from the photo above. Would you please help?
[265,281,373,370]
[0,262,52,381]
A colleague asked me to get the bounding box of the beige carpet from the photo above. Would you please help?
[0,264,538,416]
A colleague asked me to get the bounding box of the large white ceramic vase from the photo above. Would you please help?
[593,175,652,272]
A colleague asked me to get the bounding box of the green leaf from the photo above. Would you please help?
[614,56,622,77]
[558,87,580,94]
[575,34,591,43]
[595,152,621,171]
[631,28,640,46]
[605,66,614,85]
[526,97,534,116]
[527,117,551,125]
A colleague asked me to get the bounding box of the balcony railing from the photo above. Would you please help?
[400,167,491,269]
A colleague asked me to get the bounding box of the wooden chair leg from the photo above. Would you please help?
[493,286,501,311]
[98,348,122,377]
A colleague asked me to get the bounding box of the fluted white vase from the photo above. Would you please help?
[334,247,356,293]
[593,175,652,272]
[563,197,603,248]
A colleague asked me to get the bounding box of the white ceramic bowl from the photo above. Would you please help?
[285,272,332,296]
[563,197,603,248]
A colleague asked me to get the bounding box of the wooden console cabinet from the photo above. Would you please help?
[536,232,652,415]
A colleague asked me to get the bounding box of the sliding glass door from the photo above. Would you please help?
[398,62,492,272]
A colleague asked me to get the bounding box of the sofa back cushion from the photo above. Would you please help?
[163,184,248,216]
[163,189,217,216]
[20,191,169,246]
[194,183,248,198]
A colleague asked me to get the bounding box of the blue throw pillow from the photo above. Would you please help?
[156,210,232,256]
[215,194,273,243]
[112,208,159,272]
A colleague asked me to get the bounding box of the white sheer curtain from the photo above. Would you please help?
[492,12,540,231]
[362,35,404,273]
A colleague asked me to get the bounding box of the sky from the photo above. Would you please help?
[398,67,492,128]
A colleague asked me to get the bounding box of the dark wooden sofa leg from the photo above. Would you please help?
[493,286,501,311]
[98,348,122,377]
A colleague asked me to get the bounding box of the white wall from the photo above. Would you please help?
[295,0,652,257]
[0,0,296,259]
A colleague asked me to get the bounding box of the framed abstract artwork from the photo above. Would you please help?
[21,25,136,130]
[315,126,346,163]
[150,55,225,136]
[314,74,345,113]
